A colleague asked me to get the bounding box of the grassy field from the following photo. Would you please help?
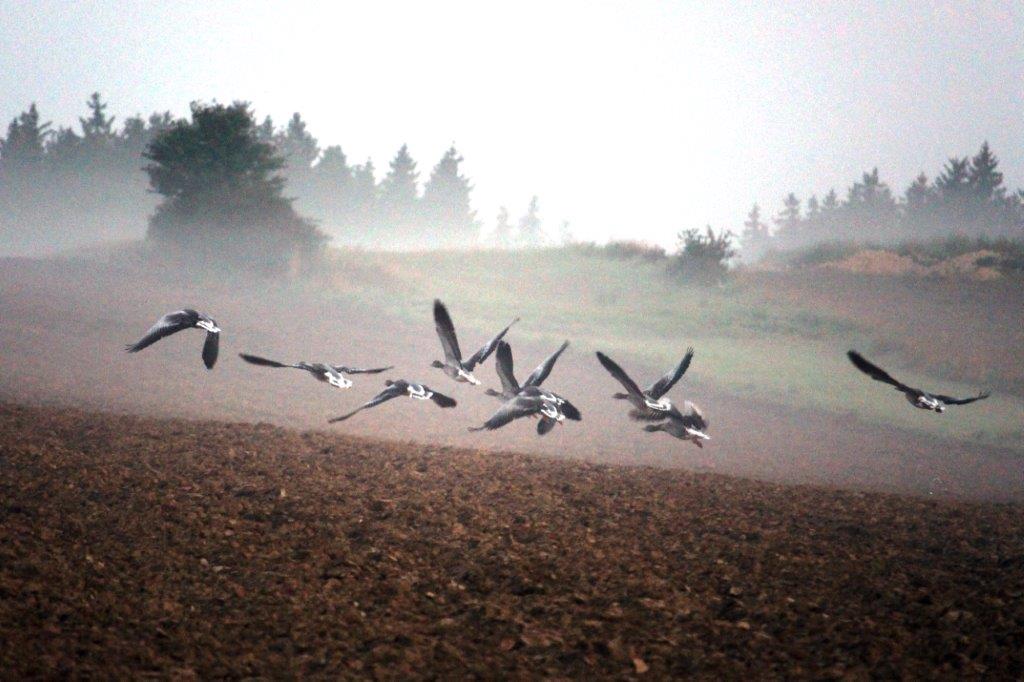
[321,246,1024,451]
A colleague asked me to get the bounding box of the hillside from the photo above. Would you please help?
[0,246,1021,501]
[2,404,1022,678]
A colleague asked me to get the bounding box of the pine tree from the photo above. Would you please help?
[775,193,801,233]
[517,196,542,246]
[378,144,420,240]
[277,112,319,173]
[0,103,50,167]
[143,101,323,267]
[902,172,936,234]
[80,92,116,145]
[492,206,512,247]
[845,168,898,239]
[422,145,478,245]
[968,141,1004,201]
[935,157,971,231]
[309,145,353,237]
[741,203,771,260]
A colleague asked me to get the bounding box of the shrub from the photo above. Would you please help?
[668,226,736,283]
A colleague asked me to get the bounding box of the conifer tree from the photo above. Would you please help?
[517,196,542,246]
[422,145,478,245]
[144,101,323,267]
[492,206,513,247]
[378,144,420,240]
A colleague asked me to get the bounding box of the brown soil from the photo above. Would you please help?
[2,404,1023,678]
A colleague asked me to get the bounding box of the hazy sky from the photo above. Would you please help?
[2,1,1022,245]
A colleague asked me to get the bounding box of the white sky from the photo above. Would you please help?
[2,1,1023,245]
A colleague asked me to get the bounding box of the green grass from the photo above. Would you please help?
[321,246,1024,452]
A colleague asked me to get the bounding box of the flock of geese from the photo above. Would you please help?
[126,299,990,447]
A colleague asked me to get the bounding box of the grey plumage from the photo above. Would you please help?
[125,309,220,369]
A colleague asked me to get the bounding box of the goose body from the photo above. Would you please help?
[643,401,710,447]
[473,340,580,435]
[432,299,518,385]
[847,350,989,413]
[238,353,392,389]
[329,379,456,423]
[125,309,220,369]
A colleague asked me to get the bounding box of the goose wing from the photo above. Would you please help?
[333,365,394,375]
[125,310,197,353]
[428,389,458,408]
[933,391,991,406]
[328,383,406,423]
[647,347,694,399]
[433,299,463,364]
[464,317,519,371]
[596,351,647,408]
[239,353,300,369]
[494,341,521,396]
[468,395,544,431]
[201,330,220,369]
[847,351,914,393]
[558,396,582,421]
[524,340,569,388]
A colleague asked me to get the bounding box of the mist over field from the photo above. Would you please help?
[2,3,1023,677]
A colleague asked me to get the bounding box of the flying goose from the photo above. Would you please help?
[471,340,580,435]
[485,339,570,401]
[238,353,393,389]
[643,401,710,447]
[125,309,220,369]
[432,299,518,385]
[469,389,582,435]
[328,380,456,423]
[847,350,989,412]
[596,349,694,420]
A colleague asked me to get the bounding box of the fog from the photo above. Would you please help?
[0,3,1021,503]
[3,2,1024,249]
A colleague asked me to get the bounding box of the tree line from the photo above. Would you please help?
[0,94,551,255]
[741,143,1024,259]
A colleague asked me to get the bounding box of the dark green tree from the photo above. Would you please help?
[80,92,116,147]
[143,101,323,268]
[774,193,801,235]
[670,226,736,283]
[0,103,50,168]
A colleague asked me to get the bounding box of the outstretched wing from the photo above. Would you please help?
[524,340,569,388]
[494,341,521,396]
[464,317,519,371]
[596,351,647,408]
[647,347,694,398]
[333,365,394,375]
[239,353,296,369]
[201,331,219,369]
[468,395,543,431]
[847,351,912,392]
[125,310,196,353]
[428,389,458,408]
[328,384,405,423]
[433,299,463,364]
[934,391,990,406]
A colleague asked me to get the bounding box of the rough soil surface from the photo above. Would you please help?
[2,404,1022,678]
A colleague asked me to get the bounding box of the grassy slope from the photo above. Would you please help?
[322,247,1024,451]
